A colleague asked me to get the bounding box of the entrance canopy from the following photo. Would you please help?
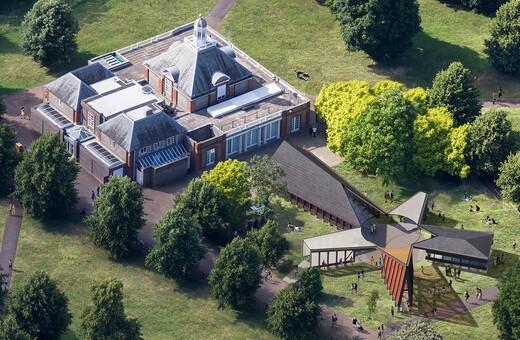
[389,191,428,224]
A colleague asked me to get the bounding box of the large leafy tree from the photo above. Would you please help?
[413,107,470,178]
[388,319,443,340]
[267,284,321,340]
[7,271,71,339]
[174,177,226,237]
[209,237,262,309]
[246,155,287,206]
[0,96,6,120]
[0,315,30,340]
[248,220,288,267]
[427,62,482,126]
[485,0,520,75]
[466,109,514,177]
[343,87,419,183]
[493,260,520,339]
[496,151,520,206]
[202,159,250,226]
[20,0,79,67]
[335,0,421,60]
[80,278,142,340]
[86,176,145,259]
[296,267,323,301]
[13,133,79,219]
[146,207,204,279]
[0,124,22,185]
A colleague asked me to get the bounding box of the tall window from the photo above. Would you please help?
[206,148,216,166]
[164,80,172,96]
[291,115,300,132]
[217,85,226,100]
[87,112,94,129]
[267,121,279,140]
[226,137,238,156]
[247,129,258,147]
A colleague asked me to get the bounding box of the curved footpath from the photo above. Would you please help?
[2,0,519,333]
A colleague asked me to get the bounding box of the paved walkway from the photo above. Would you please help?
[0,200,23,305]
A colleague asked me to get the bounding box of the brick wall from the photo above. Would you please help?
[48,92,75,122]
[30,107,61,135]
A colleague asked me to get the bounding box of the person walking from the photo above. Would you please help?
[498,87,503,101]
[8,259,12,270]
[20,107,25,119]
[391,306,394,317]
[91,190,96,200]
[513,240,517,250]
[492,92,497,105]
[464,290,469,302]
[8,203,13,215]
[96,186,100,197]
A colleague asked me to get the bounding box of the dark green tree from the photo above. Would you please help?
[209,237,262,309]
[296,267,323,301]
[428,62,482,126]
[485,0,520,75]
[388,319,443,340]
[0,315,30,340]
[466,109,513,177]
[367,290,380,319]
[493,260,520,340]
[459,0,506,14]
[12,133,79,219]
[20,0,79,67]
[7,271,71,339]
[335,0,421,60]
[343,87,419,183]
[145,207,204,279]
[174,177,226,236]
[86,176,145,259]
[0,96,6,120]
[245,155,287,207]
[496,151,520,206]
[80,278,142,340]
[0,124,21,185]
[248,220,288,267]
[267,284,321,340]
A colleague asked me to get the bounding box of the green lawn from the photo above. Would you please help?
[434,304,498,339]
[222,0,520,98]
[12,217,273,340]
[0,0,217,97]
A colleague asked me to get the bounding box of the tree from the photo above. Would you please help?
[267,284,321,340]
[0,124,22,186]
[343,87,419,183]
[485,0,520,75]
[496,151,520,206]
[0,315,30,340]
[209,237,262,309]
[388,319,443,340]
[145,207,204,279]
[246,155,287,206]
[0,96,6,120]
[438,0,507,14]
[248,220,288,267]
[86,176,145,259]
[12,133,79,219]
[493,260,520,340]
[202,159,250,226]
[80,278,142,340]
[174,177,226,237]
[295,267,323,301]
[466,109,514,177]
[20,0,79,67]
[7,271,71,339]
[334,0,421,60]
[366,290,380,319]
[427,62,482,125]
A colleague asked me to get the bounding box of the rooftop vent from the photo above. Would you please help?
[142,86,153,94]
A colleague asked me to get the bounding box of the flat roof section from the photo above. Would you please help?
[86,82,161,119]
[36,103,73,129]
[303,228,376,256]
[89,76,124,94]
[207,83,283,118]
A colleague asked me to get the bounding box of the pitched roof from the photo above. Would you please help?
[145,43,252,99]
[97,111,184,152]
[303,228,376,255]
[45,62,114,111]
[414,225,494,260]
[388,192,428,224]
[271,141,386,227]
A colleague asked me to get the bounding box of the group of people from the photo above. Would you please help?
[493,253,505,266]
[370,222,377,233]
[430,285,448,298]
[377,324,384,338]
[485,215,497,225]
[91,186,100,200]
[445,265,461,279]
[350,282,358,293]
[463,193,473,201]
[330,314,338,327]
[351,318,363,331]
[8,203,16,216]
[384,190,394,203]
[357,270,365,281]
[468,204,481,212]
[308,126,318,137]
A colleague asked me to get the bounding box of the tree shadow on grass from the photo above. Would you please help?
[320,292,354,309]
[369,31,488,90]
[0,34,22,55]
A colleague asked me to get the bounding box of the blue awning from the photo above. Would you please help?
[138,143,189,169]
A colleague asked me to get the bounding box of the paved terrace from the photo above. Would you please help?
[107,23,307,134]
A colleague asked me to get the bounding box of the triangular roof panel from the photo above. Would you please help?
[389,192,428,224]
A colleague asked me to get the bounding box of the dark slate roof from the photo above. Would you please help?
[414,224,494,260]
[97,111,184,152]
[271,141,386,227]
[45,62,114,111]
[145,43,252,99]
